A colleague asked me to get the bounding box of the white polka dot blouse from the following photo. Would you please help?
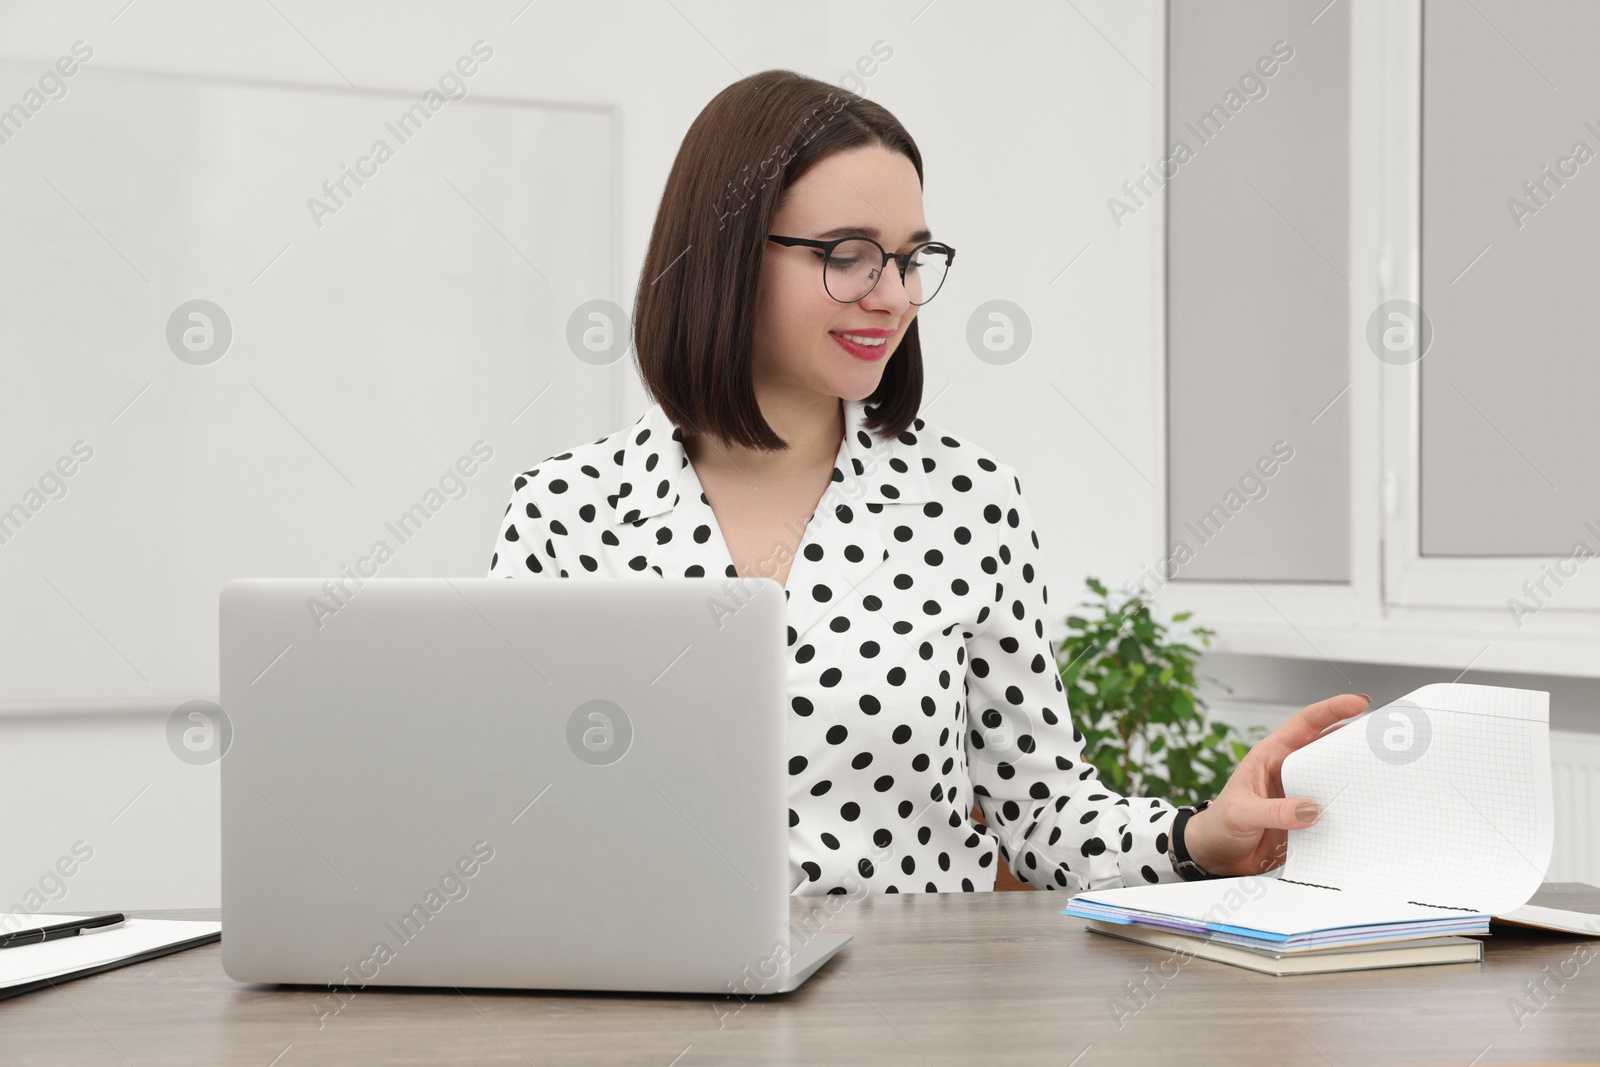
[487,396,1183,895]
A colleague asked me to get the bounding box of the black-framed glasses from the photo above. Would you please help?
[767,234,956,306]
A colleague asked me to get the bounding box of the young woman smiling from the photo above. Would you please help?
[488,70,1370,896]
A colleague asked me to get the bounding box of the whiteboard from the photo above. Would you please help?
[0,62,622,705]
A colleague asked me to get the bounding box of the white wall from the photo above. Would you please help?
[0,0,1169,907]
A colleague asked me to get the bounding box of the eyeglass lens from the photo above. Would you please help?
[823,239,949,305]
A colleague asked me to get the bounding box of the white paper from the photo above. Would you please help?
[1280,683,1553,915]
[0,917,220,988]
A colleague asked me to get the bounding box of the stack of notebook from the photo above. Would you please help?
[1067,879,1489,975]
[1063,683,1555,975]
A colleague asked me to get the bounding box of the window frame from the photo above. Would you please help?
[1158,0,1600,678]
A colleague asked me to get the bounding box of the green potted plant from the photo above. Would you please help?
[1055,577,1261,807]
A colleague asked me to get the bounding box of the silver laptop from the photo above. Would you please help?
[218,577,849,996]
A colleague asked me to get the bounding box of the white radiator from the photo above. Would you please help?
[1549,729,1600,884]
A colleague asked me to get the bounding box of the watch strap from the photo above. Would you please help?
[1167,799,1217,881]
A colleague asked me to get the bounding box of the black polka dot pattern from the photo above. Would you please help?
[486,398,1181,896]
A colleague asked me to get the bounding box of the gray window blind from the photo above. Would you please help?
[1165,0,1350,582]
[1420,0,1598,557]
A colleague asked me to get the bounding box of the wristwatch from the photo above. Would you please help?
[1166,799,1217,881]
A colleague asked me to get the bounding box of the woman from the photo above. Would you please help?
[488,70,1370,896]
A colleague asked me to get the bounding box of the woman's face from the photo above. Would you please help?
[753,145,928,406]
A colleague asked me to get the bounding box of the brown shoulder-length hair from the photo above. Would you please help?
[632,69,924,451]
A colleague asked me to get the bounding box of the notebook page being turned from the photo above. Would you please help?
[1279,683,1553,916]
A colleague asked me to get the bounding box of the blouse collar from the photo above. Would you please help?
[606,396,933,527]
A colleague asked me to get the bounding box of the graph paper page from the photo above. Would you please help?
[1280,683,1553,916]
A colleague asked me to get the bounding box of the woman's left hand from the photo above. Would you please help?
[1181,692,1373,878]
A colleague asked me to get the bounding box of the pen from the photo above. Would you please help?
[0,913,126,949]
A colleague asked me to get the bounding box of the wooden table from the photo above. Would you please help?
[2,885,1597,1065]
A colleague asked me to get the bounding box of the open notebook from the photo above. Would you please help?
[1064,683,1554,949]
